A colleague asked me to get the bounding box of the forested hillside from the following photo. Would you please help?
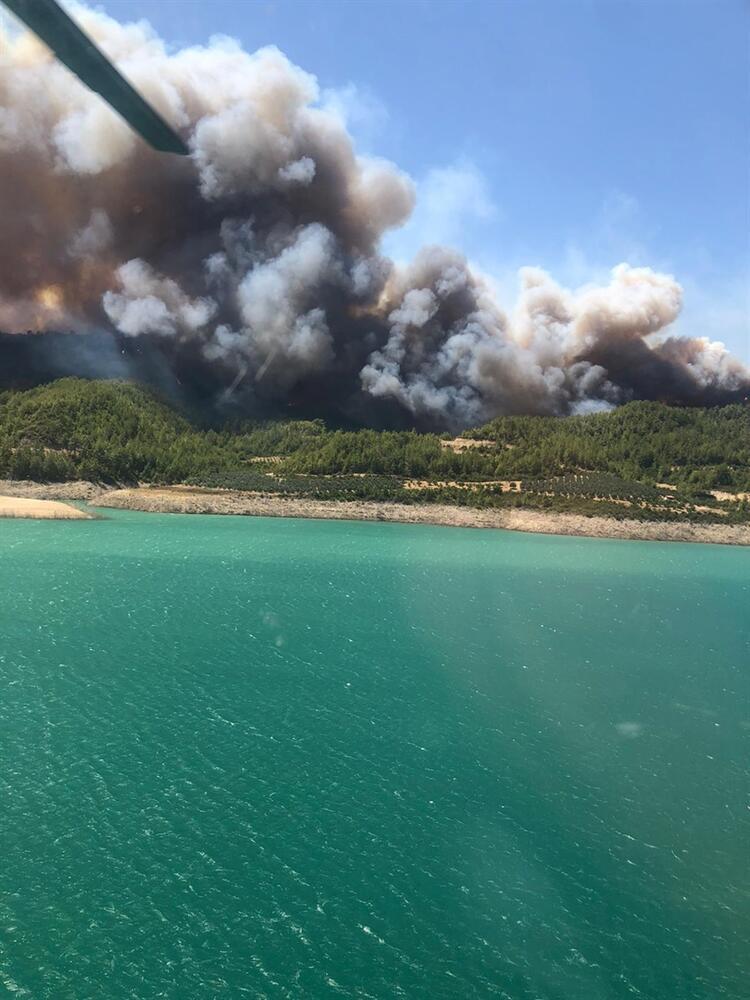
[283,403,750,490]
[1,379,749,522]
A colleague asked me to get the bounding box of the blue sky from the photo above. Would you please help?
[99,0,748,359]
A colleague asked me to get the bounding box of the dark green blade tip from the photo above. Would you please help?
[3,0,189,155]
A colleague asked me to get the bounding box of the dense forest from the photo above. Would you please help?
[1,378,749,522]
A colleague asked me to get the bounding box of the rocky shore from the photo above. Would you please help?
[1,481,748,544]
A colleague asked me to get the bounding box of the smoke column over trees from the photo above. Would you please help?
[0,2,747,427]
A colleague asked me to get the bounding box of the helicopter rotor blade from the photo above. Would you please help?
[2,0,188,155]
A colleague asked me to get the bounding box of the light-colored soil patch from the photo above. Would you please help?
[711,490,750,502]
[403,479,521,492]
[92,486,750,546]
[593,497,632,507]
[657,485,748,506]
[0,495,91,519]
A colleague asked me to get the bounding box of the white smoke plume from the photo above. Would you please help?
[0,2,746,426]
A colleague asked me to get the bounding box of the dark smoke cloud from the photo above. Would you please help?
[0,3,747,428]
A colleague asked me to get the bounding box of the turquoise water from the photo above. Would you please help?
[0,511,748,999]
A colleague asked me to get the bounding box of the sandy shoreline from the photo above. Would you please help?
[0,494,92,519]
[0,480,748,544]
[97,485,750,545]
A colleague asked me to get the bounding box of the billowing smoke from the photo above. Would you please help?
[0,3,747,428]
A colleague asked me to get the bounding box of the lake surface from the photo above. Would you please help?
[1,511,748,999]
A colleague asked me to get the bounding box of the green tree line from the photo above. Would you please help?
[0,379,748,496]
